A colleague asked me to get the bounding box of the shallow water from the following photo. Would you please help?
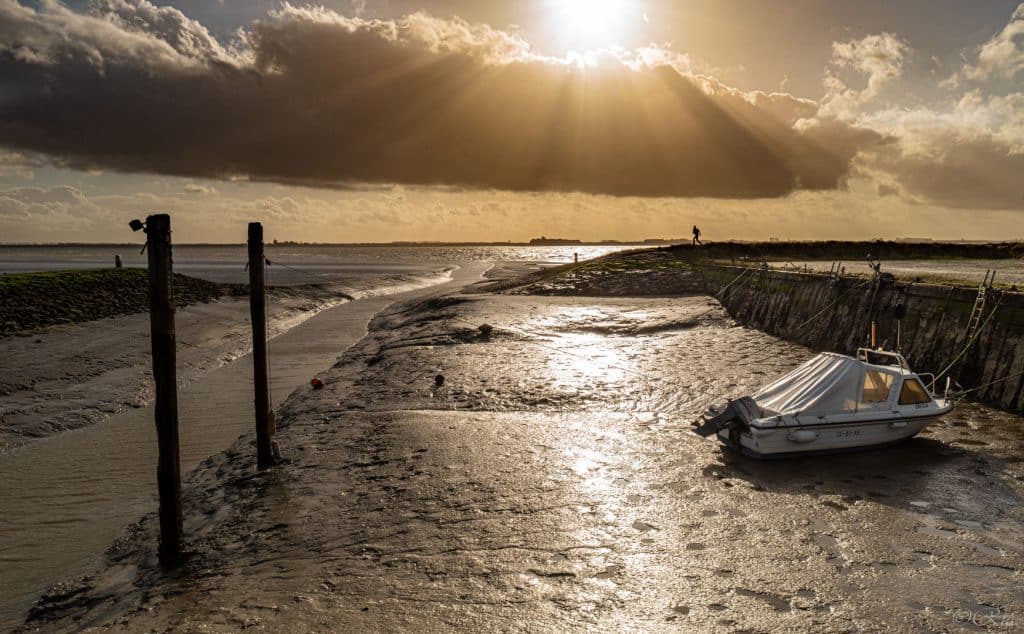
[0,265,487,628]
[0,244,638,284]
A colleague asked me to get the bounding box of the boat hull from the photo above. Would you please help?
[715,413,945,459]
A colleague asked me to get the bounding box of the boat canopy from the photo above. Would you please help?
[754,353,904,417]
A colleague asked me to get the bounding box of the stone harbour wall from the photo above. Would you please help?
[702,265,1024,412]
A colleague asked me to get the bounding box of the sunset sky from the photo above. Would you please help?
[1,0,1023,243]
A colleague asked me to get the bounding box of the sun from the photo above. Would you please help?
[552,0,637,51]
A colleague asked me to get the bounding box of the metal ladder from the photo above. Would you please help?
[965,270,996,339]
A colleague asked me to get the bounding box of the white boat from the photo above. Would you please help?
[693,349,955,459]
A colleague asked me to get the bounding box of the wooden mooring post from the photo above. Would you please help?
[248,222,275,469]
[143,214,183,567]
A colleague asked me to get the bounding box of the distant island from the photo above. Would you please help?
[528,237,580,245]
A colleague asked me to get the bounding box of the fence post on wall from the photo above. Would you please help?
[142,213,183,567]
[248,222,275,470]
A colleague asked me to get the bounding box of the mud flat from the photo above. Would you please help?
[25,262,1024,632]
[0,267,463,452]
[0,282,349,452]
[0,266,471,628]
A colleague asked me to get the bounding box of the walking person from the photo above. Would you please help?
[692,225,702,246]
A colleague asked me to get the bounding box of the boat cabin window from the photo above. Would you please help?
[861,370,894,404]
[898,378,931,405]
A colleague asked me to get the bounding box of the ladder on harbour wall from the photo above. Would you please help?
[965,270,996,340]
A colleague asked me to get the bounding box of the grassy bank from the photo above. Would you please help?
[0,268,244,336]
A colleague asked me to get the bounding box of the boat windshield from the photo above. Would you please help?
[898,378,932,405]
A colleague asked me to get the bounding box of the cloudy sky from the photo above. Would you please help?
[1,0,1023,243]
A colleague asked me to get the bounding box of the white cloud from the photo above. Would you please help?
[947,3,1024,86]
[0,185,106,235]
[820,33,910,118]
[854,91,1024,209]
[183,182,218,194]
[0,150,44,179]
[0,0,238,74]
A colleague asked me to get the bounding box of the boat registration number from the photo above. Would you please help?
[836,429,861,438]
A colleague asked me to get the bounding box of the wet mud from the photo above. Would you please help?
[0,286,345,452]
[0,270,454,452]
[25,289,1024,632]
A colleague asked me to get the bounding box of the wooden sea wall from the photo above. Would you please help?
[702,265,1024,412]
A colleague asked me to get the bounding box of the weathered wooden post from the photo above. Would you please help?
[248,222,275,469]
[142,214,183,567]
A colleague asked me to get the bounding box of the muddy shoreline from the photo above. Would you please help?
[23,262,1024,632]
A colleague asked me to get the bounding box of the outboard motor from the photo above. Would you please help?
[692,396,760,437]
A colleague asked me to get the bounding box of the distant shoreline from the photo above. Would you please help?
[0,241,665,248]
[2,240,1023,254]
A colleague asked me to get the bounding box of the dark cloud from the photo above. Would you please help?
[851,88,1024,210]
[865,131,1024,210]
[0,1,877,198]
[877,183,899,197]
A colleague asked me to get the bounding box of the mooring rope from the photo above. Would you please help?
[933,298,1002,383]
[713,266,755,298]
[793,278,873,331]
[952,368,1024,397]
[268,260,332,284]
